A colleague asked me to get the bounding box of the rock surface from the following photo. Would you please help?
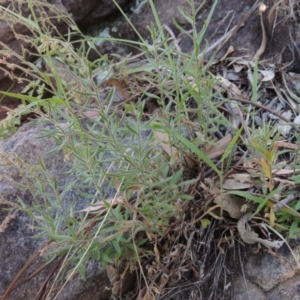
[0,122,111,300]
[88,0,300,70]
[62,0,130,26]
[231,242,300,299]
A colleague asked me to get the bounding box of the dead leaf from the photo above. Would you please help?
[82,110,99,119]
[223,179,253,190]
[268,2,277,26]
[275,141,298,150]
[105,78,131,101]
[219,45,235,61]
[226,71,240,81]
[80,196,124,213]
[182,151,199,171]
[224,101,242,129]
[237,213,284,249]
[214,194,249,219]
[259,69,275,82]
[205,134,232,159]
[230,172,254,182]
[272,167,297,176]
[223,172,253,190]
[153,131,178,158]
[233,64,244,73]
[273,177,295,185]
[255,4,267,58]
[215,75,247,99]
[277,110,292,136]
[294,115,300,125]
[243,160,258,174]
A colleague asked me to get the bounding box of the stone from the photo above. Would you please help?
[0,122,111,300]
[232,275,266,300]
[61,0,130,26]
[231,242,300,299]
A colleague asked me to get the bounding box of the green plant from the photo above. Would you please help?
[0,0,224,296]
[2,0,300,299]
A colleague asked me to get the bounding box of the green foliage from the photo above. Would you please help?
[0,0,223,284]
[2,1,300,297]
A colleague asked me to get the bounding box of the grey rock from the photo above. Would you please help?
[266,276,300,300]
[62,0,130,26]
[232,275,266,300]
[0,122,111,300]
[244,247,299,291]
[88,0,300,74]
[231,243,300,299]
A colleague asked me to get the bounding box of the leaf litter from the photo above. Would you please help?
[76,58,300,300]
[75,13,300,300]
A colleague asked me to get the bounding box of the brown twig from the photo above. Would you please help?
[254,3,267,60]
[229,96,300,133]
[1,240,52,300]
[34,256,66,300]
[198,0,260,58]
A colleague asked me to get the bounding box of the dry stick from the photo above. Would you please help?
[164,25,182,69]
[1,240,52,300]
[10,261,53,291]
[197,24,238,59]
[230,96,300,134]
[271,198,300,218]
[273,194,296,212]
[198,0,260,59]
[254,3,267,60]
[34,256,66,300]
